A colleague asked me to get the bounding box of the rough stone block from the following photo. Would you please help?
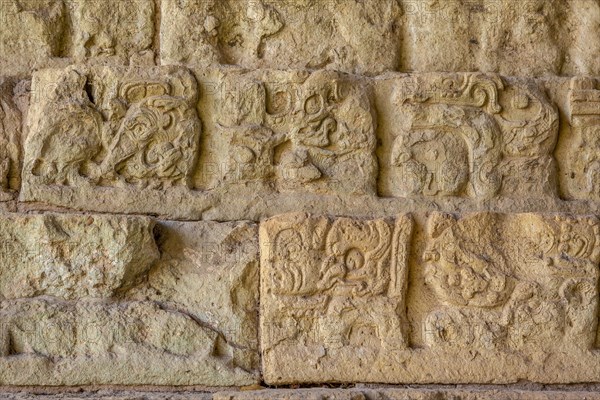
[260,212,413,384]
[0,214,259,386]
[160,0,402,75]
[0,78,21,202]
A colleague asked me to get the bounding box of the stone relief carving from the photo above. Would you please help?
[261,213,412,375]
[24,66,201,191]
[218,71,377,195]
[388,73,559,199]
[423,212,600,353]
[566,77,600,201]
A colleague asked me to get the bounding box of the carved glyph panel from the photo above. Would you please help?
[383,73,559,200]
[160,0,402,75]
[260,212,413,383]
[0,214,259,386]
[565,77,600,201]
[217,70,377,196]
[423,212,600,354]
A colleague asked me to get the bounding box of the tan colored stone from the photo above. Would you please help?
[260,212,413,384]
[0,0,67,76]
[66,0,155,65]
[0,213,158,300]
[379,73,559,200]
[260,211,600,385]
[160,0,402,75]
[21,65,206,218]
[127,220,260,376]
[0,79,21,202]
[0,214,259,386]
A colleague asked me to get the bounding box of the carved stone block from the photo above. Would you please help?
[0,0,67,76]
[0,215,259,386]
[160,0,402,75]
[423,212,600,354]
[260,212,413,384]
[21,65,207,218]
[380,73,559,200]
[216,70,377,196]
[0,79,21,202]
[564,77,600,201]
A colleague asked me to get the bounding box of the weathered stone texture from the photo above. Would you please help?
[0,0,155,76]
[0,214,259,386]
[259,212,600,385]
[6,0,600,396]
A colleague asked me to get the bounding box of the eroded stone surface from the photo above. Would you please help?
[260,212,413,384]
[0,214,259,386]
[0,79,21,202]
[22,65,205,218]
[160,0,402,75]
[0,213,158,300]
[66,0,155,65]
[260,211,600,385]
[379,73,558,200]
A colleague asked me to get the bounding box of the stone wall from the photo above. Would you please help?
[2,0,600,398]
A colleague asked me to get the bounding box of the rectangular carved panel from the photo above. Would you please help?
[21,65,208,218]
[261,211,600,385]
[215,70,377,196]
[378,73,559,201]
[0,214,259,386]
[260,212,413,384]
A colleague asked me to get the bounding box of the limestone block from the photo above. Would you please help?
[0,213,158,300]
[21,65,206,218]
[160,0,403,75]
[260,212,413,384]
[378,73,559,200]
[0,214,259,386]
